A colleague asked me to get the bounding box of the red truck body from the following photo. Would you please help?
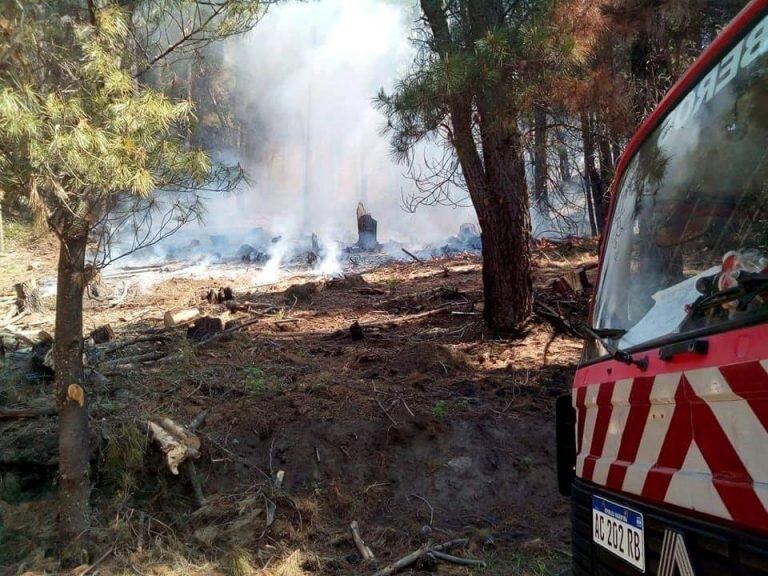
[562,1,768,573]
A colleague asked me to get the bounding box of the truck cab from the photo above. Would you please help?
[558,1,768,573]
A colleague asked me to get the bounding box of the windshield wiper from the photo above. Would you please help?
[581,324,648,370]
[686,271,768,318]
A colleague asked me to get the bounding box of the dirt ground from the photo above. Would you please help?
[0,230,596,576]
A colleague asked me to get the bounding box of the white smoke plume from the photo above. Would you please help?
[202,0,477,247]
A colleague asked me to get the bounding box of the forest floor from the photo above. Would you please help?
[0,225,596,576]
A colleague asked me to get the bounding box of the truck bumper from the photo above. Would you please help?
[571,478,768,575]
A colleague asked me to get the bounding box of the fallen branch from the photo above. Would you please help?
[401,248,424,264]
[351,520,376,561]
[80,543,115,576]
[534,299,581,338]
[98,351,167,370]
[265,469,286,527]
[195,316,262,346]
[371,545,428,576]
[188,409,210,432]
[0,406,57,420]
[100,334,172,354]
[429,550,486,568]
[370,539,480,576]
[0,309,30,329]
[431,538,469,552]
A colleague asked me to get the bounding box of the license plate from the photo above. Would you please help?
[592,496,645,572]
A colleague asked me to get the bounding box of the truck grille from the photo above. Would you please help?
[571,480,768,575]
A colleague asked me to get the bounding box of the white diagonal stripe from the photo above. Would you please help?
[665,441,731,520]
[622,372,680,495]
[591,379,633,486]
[576,383,601,478]
[686,366,768,510]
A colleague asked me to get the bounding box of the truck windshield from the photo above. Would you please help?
[589,13,768,360]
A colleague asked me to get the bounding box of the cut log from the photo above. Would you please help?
[146,417,201,475]
[187,316,223,341]
[14,279,42,313]
[90,324,115,344]
[163,307,200,328]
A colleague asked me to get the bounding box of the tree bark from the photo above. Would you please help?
[597,115,615,201]
[15,279,42,313]
[581,111,607,233]
[54,232,91,552]
[533,104,549,214]
[0,200,5,253]
[420,0,532,332]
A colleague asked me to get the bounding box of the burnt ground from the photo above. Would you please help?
[0,235,596,576]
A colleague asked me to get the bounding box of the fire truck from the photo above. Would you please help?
[556,1,768,574]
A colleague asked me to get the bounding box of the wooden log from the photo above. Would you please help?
[371,545,428,576]
[429,550,486,568]
[99,351,167,370]
[163,307,200,328]
[100,334,172,354]
[146,418,201,475]
[350,520,375,561]
[14,279,42,313]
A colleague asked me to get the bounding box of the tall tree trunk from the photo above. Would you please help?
[533,104,548,216]
[584,177,597,237]
[54,232,90,556]
[0,200,5,253]
[476,136,533,332]
[421,0,532,332]
[581,111,606,232]
[597,115,615,198]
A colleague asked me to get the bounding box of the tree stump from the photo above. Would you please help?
[14,279,42,313]
[356,203,379,251]
[91,324,115,344]
[187,316,223,341]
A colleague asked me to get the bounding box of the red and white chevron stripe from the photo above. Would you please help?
[574,360,768,532]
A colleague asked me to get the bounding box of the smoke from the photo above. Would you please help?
[202,0,477,246]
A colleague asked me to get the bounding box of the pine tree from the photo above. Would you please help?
[0,4,241,558]
[378,0,589,332]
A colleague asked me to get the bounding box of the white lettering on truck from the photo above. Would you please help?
[658,12,767,145]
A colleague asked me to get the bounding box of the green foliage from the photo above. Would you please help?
[0,6,211,230]
[242,366,286,396]
[518,455,534,471]
[102,422,148,498]
[432,399,448,419]
[377,0,576,158]
[479,549,567,575]
[244,366,267,393]
[0,473,22,503]
[225,547,256,576]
